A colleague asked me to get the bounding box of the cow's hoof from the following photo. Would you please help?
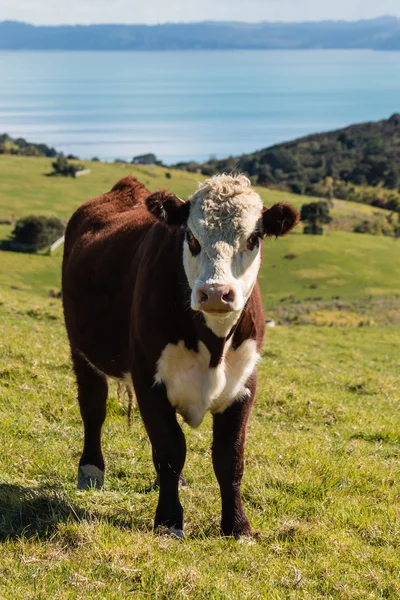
[221,518,251,539]
[77,464,104,490]
[168,526,185,539]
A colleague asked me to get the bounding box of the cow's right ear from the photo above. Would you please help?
[146,190,190,227]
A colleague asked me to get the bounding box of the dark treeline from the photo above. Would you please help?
[176,114,400,214]
[0,133,58,158]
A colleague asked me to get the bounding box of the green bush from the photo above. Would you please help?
[300,200,332,235]
[7,215,65,252]
[51,157,84,177]
[304,223,324,235]
[354,214,400,237]
[131,153,162,165]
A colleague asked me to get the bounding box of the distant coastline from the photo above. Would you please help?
[1,17,400,51]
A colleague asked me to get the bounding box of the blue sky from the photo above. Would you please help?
[1,0,400,25]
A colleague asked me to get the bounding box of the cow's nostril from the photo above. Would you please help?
[222,290,234,303]
[199,290,208,303]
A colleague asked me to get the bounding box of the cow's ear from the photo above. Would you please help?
[146,190,190,227]
[262,203,299,237]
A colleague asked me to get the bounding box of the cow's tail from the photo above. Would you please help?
[117,382,137,427]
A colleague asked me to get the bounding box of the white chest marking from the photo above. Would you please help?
[154,339,259,429]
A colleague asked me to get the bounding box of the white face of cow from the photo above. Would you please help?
[183,175,264,337]
[146,173,299,339]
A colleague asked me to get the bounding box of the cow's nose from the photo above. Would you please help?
[196,284,236,313]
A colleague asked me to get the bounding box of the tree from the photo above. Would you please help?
[7,215,65,252]
[300,200,332,235]
[132,153,161,165]
[51,157,84,177]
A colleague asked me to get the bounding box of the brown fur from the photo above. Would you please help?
[62,176,297,537]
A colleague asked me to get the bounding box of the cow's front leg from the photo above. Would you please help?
[212,376,256,538]
[134,373,186,537]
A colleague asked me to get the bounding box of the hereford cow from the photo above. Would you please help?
[62,174,298,538]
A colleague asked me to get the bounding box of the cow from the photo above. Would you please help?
[62,174,298,538]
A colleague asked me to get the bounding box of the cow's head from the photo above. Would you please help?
[147,175,299,336]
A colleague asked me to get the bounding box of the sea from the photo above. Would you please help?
[1,50,400,164]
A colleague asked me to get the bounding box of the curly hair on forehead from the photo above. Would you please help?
[192,174,253,203]
[187,174,264,239]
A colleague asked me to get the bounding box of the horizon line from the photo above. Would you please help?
[1,15,399,27]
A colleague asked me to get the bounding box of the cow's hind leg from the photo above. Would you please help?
[72,352,108,490]
[134,374,186,538]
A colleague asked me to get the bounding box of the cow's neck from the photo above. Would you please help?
[189,301,248,369]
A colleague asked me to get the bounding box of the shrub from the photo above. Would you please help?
[304,224,324,235]
[7,215,65,252]
[51,157,84,177]
[300,200,332,235]
[353,215,399,237]
[132,153,161,165]
[354,220,376,234]
[201,165,217,176]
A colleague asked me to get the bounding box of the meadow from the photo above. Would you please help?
[0,155,398,304]
[0,156,400,598]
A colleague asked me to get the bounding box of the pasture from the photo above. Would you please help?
[0,156,400,598]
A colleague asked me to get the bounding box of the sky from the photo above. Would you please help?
[1,0,400,25]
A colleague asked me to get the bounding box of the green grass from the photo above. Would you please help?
[1,155,400,597]
[0,154,390,221]
[2,225,399,306]
[260,230,400,304]
[0,156,399,302]
[0,155,203,219]
[1,287,400,598]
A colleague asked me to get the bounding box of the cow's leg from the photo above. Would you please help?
[134,375,186,537]
[72,351,108,490]
[212,377,256,538]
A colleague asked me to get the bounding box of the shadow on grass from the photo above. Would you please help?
[350,431,400,444]
[0,483,152,541]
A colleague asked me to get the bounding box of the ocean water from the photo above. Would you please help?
[0,50,400,163]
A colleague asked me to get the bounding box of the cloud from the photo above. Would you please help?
[0,0,399,25]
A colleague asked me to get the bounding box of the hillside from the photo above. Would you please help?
[1,17,400,50]
[0,155,399,327]
[177,114,400,213]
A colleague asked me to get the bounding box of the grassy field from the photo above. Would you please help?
[2,223,400,308]
[1,155,400,598]
[0,154,390,220]
[1,287,399,598]
[1,156,399,305]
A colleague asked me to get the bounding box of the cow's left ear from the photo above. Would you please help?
[146,190,190,227]
[262,202,299,237]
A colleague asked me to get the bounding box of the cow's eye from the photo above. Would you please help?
[186,229,201,256]
[246,232,260,251]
